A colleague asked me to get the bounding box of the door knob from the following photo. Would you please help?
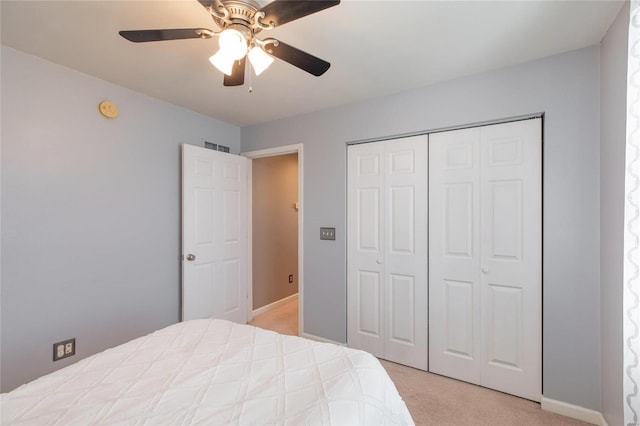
[482,267,490,273]
[376,259,383,264]
[186,254,196,261]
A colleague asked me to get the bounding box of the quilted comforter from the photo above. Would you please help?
[1,319,414,425]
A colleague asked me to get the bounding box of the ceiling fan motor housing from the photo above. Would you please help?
[213,0,264,37]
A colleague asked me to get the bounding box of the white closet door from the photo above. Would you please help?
[429,118,541,401]
[347,142,385,357]
[384,136,428,370]
[479,119,541,400]
[428,127,482,383]
[347,136,428,370]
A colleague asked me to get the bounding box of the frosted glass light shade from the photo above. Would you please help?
[248,47,274,76]
[209,50,235,76]
[219,29,247,60]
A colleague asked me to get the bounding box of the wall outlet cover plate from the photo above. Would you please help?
[53,338,76,361]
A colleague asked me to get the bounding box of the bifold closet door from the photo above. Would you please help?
[347,136,428,370]
[347,141,385,358]
[428,118,541,401]
[428,127,482,383]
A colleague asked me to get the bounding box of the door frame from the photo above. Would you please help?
[242,144,304,336]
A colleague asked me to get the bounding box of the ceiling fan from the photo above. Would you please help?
[119,0,340,87]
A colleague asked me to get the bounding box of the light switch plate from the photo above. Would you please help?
[320,227,336,240]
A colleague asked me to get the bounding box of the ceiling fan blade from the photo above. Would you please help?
[267,41,330,76]
[258,0,340,27]
[119,29,212,43]
[197,0,215,8]
[223,57,246,86]
[197,0,226,16]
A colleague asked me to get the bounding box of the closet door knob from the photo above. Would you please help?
[376,259,383,265]
[482,267,490,274]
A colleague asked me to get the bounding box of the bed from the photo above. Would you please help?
[1,319,414,425]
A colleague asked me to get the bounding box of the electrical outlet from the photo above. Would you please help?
[56,344,65,359]
[53,338,76,361]
[289,274,294,283]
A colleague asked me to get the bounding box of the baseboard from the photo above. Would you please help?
[301,332,346,346]
[252,293,298,318]
[541,396,608,426]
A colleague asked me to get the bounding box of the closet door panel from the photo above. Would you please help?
[357,270,381,336]
[444,279,474,358]
[384,136,428,370]
[480,118,541,401]
[389,273,415,343]
[429,128,482,384]
[389,186,415,253]
[347,143,385,357]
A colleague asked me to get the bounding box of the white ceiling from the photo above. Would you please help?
[1,0,624,126]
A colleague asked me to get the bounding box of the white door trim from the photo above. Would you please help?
[242,144,304,336]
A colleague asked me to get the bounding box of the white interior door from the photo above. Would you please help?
[347,141,385,357]
[347,135,428,370]
[182,144,249,323]
[428,127,482,383]
[428,118,541,401]
[383,136,428,370]
[479,119,541,400]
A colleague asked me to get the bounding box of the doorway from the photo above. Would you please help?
[243,144,303,336]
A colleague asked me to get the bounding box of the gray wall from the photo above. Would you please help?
[600,2,629,425]
[0,46,240,392]
[252,153,298,309]
[242,47,602,409]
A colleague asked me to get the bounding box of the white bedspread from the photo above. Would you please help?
[2,319,414,425]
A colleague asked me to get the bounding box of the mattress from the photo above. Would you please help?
[1,319,414,425]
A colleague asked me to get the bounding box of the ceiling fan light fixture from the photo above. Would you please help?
[119,0,341,85]
[248,46,274,76]
[209,50,235,75]
[218,28,248,61]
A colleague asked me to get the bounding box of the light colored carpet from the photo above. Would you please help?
[249,295,299,336]
[249,299,587,425]
[381,359,588,426]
